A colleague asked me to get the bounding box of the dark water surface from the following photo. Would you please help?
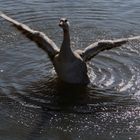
[0,0,140,140]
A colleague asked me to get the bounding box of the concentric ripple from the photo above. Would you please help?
[89,45,140,94]
[0,0,140,139]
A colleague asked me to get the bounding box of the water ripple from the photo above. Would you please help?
[0,0,140,139]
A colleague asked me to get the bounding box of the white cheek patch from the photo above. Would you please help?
[67,21,70,26]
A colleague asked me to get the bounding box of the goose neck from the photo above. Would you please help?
[59,28,74,60]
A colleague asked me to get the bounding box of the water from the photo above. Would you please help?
[0,0,140,140]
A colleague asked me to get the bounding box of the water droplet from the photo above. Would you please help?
[112,135,115,138]
[0,70,4,72]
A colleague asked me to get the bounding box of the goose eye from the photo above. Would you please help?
[65,19,67,22]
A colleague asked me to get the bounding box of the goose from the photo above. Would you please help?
[1,12,140,85]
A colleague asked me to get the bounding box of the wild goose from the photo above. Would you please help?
[1,12,140,85]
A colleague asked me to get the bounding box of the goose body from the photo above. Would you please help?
[1,13,140,85]
[53,18,89,84]
[53,52,90,84]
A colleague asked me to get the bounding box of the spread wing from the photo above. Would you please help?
[82,37,140,61]
[0,12,59,60]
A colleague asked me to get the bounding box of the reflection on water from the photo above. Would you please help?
[0,0,140,140]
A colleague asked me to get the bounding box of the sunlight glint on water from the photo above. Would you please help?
[0,0,140,140]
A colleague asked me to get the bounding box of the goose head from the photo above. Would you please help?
[59,18,69,31]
